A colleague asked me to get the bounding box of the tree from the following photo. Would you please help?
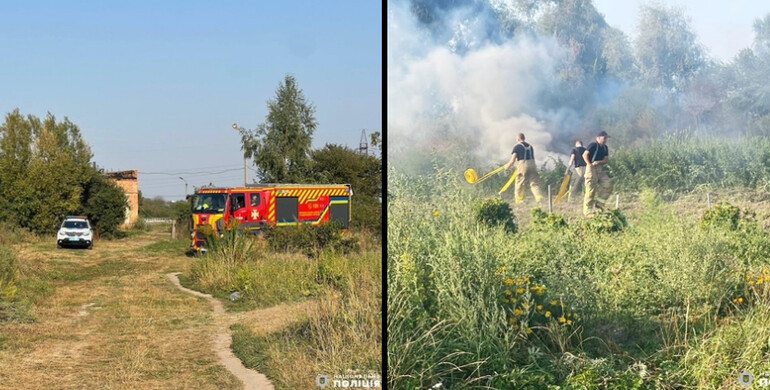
[81,172,127,239]
[370,131,382,155]
[309,144,382,233]
[0,110,93,233]
[239,75,317,183]
[634,4,705,93]
[753,13,770,55]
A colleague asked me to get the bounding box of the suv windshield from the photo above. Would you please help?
[63,221,89,229]
[193,194,227,214]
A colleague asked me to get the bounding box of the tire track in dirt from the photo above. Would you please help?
[167,272,275,390]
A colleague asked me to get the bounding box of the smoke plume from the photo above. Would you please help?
[388,0,573,168]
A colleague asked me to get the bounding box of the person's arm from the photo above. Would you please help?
[596,147,609,166]
[504,153,518,170]
[582,150,591,166]
[566,153,575,174]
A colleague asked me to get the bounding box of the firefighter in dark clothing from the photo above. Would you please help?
[503,133,543,204]
[582,131,612,216]
[566,140,587,203]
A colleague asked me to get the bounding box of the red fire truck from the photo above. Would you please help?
[190,184,352,253]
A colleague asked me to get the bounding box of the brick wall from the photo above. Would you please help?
[105,170,139,228]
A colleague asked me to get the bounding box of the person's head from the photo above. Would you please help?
[597,131,609,145]
[517,133,525,142]
[575,140,583,147]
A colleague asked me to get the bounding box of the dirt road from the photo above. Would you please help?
[0,229,275,389]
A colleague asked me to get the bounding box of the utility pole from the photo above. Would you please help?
[233,123,248,186]
[178,177,188,197]
[243,157,248,186]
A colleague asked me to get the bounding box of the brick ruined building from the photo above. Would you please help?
[105,170,139,228]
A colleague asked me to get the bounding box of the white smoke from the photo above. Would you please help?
[387,0,570,167]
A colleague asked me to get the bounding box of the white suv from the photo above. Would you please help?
[57,216,94,249]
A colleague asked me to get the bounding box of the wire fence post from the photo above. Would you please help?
[548,185,552,213]
[615,194,619,209]
[707,193,711,208]
[171,220,176,239]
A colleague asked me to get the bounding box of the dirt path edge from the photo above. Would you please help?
[167,272,275,390]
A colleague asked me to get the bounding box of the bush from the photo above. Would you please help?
[352,196,382,236]
[131,217,149,232]
[700,202,756,231]
[531,208,568,230]
[82,172,128,239]
[203,221,257,265]
[475,198,517,233]
[263,222,359,258]
[584,209,628,233]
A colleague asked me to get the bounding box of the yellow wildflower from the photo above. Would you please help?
[738,297,744,304]
[504,278,514,286]
[508,317,516,324]
[566,320,573,325]
[513,324,519,330]
[567,313,572,318]
[516,288,525,295]
[550,300,558,306]
[505,290,512,296]
[526,328,533,335]
[433,211,440,217]
[522,303,530,310]
[750,281,755,286]
[502,299,509,303]
[514,308,523,316]
[545,311,551,318]
[764,268,769,275]
[524,277,531,284]
[516,279,524,286]
[510,297,517,304]
[558,316,566,324]
[536,305,543,311]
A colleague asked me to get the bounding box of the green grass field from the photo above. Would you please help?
[388,158,770,389]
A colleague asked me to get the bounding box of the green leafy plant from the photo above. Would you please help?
[584,209,628,233]
[700,202,756,231]
[476,198,517,233]
[531,208,568,230]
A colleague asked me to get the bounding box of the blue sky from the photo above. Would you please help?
[594,0,769,62]
[0,1,382,200]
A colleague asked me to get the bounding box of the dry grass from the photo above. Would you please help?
[231,249,382,389]
[0,230,240,389]
[234,299,318,336]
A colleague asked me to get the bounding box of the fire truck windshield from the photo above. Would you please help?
[193,194,227,214]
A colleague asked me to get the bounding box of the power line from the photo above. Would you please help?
[139,167,244,175]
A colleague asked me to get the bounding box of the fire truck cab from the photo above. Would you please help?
[190,184,352,253]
